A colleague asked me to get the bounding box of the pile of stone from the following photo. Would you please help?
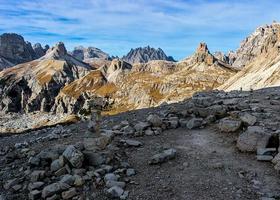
[4,143,135,199]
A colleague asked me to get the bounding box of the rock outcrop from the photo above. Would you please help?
[122,46,175,64]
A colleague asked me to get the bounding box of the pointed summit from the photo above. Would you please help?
[44,42,67,60]
[193,42,214,65]
[196,42,210,54]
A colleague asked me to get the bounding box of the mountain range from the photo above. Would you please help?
[0,22,279,117]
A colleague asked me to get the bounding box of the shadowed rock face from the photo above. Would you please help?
[0,33,48,70]
[0,33,36,68]
[33,43,49,59]
[122,46,175,64]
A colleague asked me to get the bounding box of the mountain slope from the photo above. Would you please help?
[0,42,91,113]
[220,23,280,91]
[122,46,175,64]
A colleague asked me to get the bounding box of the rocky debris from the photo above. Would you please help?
[149,148,177,165]
[122,46,175,64]
[218,118,242,132]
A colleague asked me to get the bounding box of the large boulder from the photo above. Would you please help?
[42,182,70,198]
[187,118,203,129]
[62,145,84,168]
[237,126,271,152]
[218,118,242,132]
[147,114,163,127]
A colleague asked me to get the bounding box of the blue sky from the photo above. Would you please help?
[0,0,279,60]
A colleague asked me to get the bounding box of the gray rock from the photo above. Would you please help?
[149,148,177,164]
[104,173,118,182]
[30,170,45,182]
[107,186,124,198]
[126,168,136,176]
[60,175,76,186]
[257,148,277,156]
[147,114,163,127]
[120,191,129,200]
[240,113,257,126]
[187,118,203,129]
[218,118,242,132]
[106,180,126,189]
[256,155,273,161]
[144,129,154,136]
[62,145,84,168]
[120,139,142,147]
[134,122,150,132]
[61,188,77,199]
[237,126,271,152]
[29,190,41,200]
[4,178,19,190]
[28,182,45,191]
[50,156,65,172]
[42,182,70,198]
[122,125,135,135]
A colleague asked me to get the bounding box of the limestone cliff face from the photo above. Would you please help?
[232,23,280,69]
[220,23,280,91]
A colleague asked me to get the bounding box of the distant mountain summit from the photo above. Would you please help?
[0,33,48,70]
[122,46,175,64]
[71,46,111,62]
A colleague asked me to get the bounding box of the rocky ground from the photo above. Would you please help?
[1,87,280,200]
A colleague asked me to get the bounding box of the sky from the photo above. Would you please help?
[0,0,279,60]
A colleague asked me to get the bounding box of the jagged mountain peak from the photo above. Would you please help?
[71,45,111,61]
[44,42,67,59]
[122,46,175,64]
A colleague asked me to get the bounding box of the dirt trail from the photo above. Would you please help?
[123,127,280,200]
